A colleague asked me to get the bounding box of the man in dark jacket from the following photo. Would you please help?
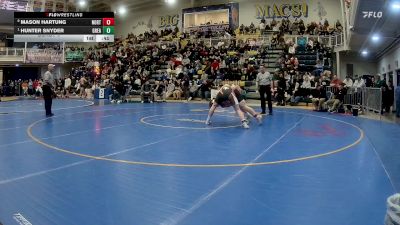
[200,79,213,100]
[276,73,286,106]
[326,83,346,112]
[153,80,166,102]
[396,85,400,118]
[311,84,327,111]
[141,80,153,103]
[382,82,394,113]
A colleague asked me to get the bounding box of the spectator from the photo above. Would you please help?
[288,43,296,55]
[153,80,166,102]
[173,80,183,100]
[276,73,286,106]
[320,71,331,86]
[353,75,365,89]
[165,79,175,99]
[307,38,314,51]
[141,80,154,103]
[181,74,190,100]
[335,20,343,32]
[200,79,212,100]
[330,74,342,87]
[375,75,386,88]
[133,76,141,91]
[396,85,400,118]
[326,83,346,112]
[301,75,312,89]
[188,80,200,101]
[64,76,71,96]
[311,84,327,111]
[85,82,94,99]
[259,20,266,35]
[313,60,324,77]
[382,81,394,113]
[28,79,34,96]
[21,80,28,96]
[79,76,87,98]
[343,76,353,88]
[110,81,123,103]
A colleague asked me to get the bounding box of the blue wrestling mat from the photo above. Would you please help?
[0,99,398,225]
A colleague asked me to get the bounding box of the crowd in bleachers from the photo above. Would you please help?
[1,18,397,116]
[239,18,343,36]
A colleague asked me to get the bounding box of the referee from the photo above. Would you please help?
[256,65,273,115]
[42,64,55,117]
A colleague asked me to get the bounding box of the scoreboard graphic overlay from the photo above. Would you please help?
[14,12,114,42]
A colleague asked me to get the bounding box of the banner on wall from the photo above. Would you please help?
[44,0,53,12]
[186,24,230,33]
[255,3,309,19]
[159,15,179,28]
[229,3,239,29]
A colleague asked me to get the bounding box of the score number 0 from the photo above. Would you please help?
[103,18,114,26]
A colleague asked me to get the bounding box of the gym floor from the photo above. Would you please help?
[0,99,398,225]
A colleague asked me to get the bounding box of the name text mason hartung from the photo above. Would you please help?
[19,20,67,25]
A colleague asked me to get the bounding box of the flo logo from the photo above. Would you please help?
[362,11,383,18]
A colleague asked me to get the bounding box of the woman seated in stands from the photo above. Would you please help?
[291,75,312,105]
[188,80,200,101]
[307,38,314,52]
[165,79,175,99]
[288,43,296,55]
[173,80,182,100]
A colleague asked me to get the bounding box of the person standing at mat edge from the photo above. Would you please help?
[256,65,273,115]
[396,85,400,118]
[42,64,55,117]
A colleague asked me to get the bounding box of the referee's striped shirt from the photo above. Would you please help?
[256,71,272,86]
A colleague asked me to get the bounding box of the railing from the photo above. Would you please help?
[0,47,25,57]
[325,86,382,113]
[25,48,63,63]
[330,33,344,46]
[191,33,344,48]
[361,87,382,113]
[0,33,345,64]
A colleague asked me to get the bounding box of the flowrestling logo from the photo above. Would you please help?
[13,213,32,225]
[362,11,383,18]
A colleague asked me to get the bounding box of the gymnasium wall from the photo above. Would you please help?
[339,51,377,78]
[115,0,343,37]
[377,42,400,86]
